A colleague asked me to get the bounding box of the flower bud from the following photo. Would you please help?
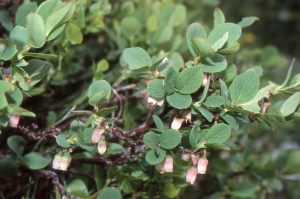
[191,154,199,166]
[163,156,173,172]
[91,128,105,144]
[181,153,191,162]
[60,152,72,171]
[186,167,198,184]
[181,110,192,123]
[52,152,63,170]
[197,158,209,174]
[202,73,208,87]
[8,114,20,128]
[171,117,184,130]
[148,96,165,106]
[98,140,107,155]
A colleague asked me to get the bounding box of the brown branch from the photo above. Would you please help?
[37,170,81,199]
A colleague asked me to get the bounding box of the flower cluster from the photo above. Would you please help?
[92,128,107,155]
[184,150,209,184]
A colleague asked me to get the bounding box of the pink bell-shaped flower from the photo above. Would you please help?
[98,140,107,155]
[186,167,198,184]
[8,114,20,128]
[163,156,173,172]
[171,117,184,130]
[92,128,105,144]
[197,158,209,174]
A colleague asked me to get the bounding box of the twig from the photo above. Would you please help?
[112,89,123,119]
[37,170,81,199]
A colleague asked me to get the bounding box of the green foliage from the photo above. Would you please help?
[1,1,300,199]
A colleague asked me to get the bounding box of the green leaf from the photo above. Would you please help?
[67,179,89,198]
[143,131,160,149]
[191,36,215,58]
[22,59,51,86]
[175,67,203,94]
[96,187,122,199]
[88,80,112,104]
[5,86,23,106]
[0,39,17,61]
[95,106,118,117]
[147,79,166,99]
[278,59,295,89]
[121,17,141,39]
[164,67,179,94]
[193,106,214,122]
[229,69,259,104]
[7,135,26,157]
[160,4,186,27]
[0,81,14,110]
[218,42,240,55]
[123,47,152,71]
[150,53,168,72]
[0,10,13,31]
[66,23,83,44]
[198,76,210,104]
[237,16,259,28]
[69,120,85,137]
[220,63,236,82]
[206,123,231,143]
[108,143,124,155]
[219,79,229,104]
[47,24,66,41]
[211,32,228,52]
[213,8,225,28]
[263,105,285,123]
[205,142,230,150]
[10,26,28,51]
[280,92,300,117]
[162,183,177,198]
[4,104,36,117]
[186,23,207,57]
[56,134,71,148]
[166,92,192,109]
[36,0,63,22]
[26,13,46,48]
[229,182,257,198]
[203,95,225,107]
[208,23,241,48]
[88,90,107,107]
[23,52,57,59]
[145,148,166,165]
[198,54,227,73]
[159,129,182,149]
[168,52,184,71]
[153,26,173,45]
[45,0,76,36]
[189,125,200,148]
[15,2,38,27]
[152,115,165,131]
[220,114,239,131]
[96,59,109,72]
[146,14,158,32]
[22,152,51,170]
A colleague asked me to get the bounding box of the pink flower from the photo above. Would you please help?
[98,140,107,155]
[52,152,71,171]
[186,167,198,184]
[191,154,199,166]
[163,156,173,172]
[202,73,208,87]
[155,160,165,173]
[91,128,104,144]
[181,154,191,162]
[8,114,20,128]
[197,158,209,174]
[171,117,184,130]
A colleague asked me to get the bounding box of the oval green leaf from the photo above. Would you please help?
[175,67,203,94]
[145,148,166,165]
[208,23,241,48]
[22,152,52,170]
[198,54,227,73]
[166,92,192,109]
[27,13,46,48]
[159,129,182,149]
[123,47,152,71]
[205,123,231,143]
[143,131,160,149]
[148,79,166,99]
[96,187,122,199]
[186,23,207,57]
[191,36,215,58]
